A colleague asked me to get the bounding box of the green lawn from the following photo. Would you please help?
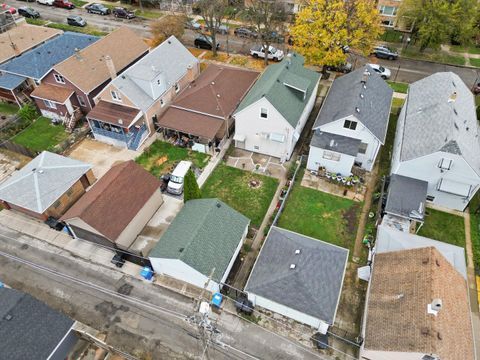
[0,102,18,115]
[469,194,480,272]
[135,9,163,19]
[391,97,405,109]
[379,113,399,177]
[12,117,68,151]
[379,29,404,43]
[402,47,466,66]
[71,0,88,7]
[25,18,48,26]
[201,163,278,228]
[278,174,360,251]
[387,81,409,94]
[417,208,466,248]
[469,58,480,68]
[136,140,210,177]
[450,44,480,55]
[46,23,108,36]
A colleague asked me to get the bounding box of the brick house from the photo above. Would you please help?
[87,36,200,150]
[30,27,149,130]
[0,151,95,220]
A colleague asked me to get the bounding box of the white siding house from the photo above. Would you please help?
[233,53,320,162]
[391,72,480,211]
[307,66,392,175]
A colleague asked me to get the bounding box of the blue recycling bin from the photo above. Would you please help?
[140,267,154,281]
[211,292,223,308]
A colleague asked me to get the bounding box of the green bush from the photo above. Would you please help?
[183,169,201,203]
[17,104,38,123]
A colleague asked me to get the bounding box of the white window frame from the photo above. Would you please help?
[343,119,357,130]
[438,158,453,170]
[54,73,65,84]
[358,142,368,154]
[260,107,268,119]
[43,99,57,109]
[111,90,121,102]
[77,95,86,107]
[323,150,341,162]
[379,5,397,16]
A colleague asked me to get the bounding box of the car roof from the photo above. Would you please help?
[68,15,82,19]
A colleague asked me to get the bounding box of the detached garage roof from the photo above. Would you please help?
[245,227,348,325]
[0,287,74,360]
[61,160,161,242]
[149,198,250,282]
[0,151,92,214]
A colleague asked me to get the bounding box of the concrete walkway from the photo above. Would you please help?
[197,138,231,187]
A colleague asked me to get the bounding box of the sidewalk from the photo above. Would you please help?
[198,138,231,187]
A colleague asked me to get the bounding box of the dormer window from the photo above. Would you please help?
[54,74,65,84]
[439,158,453,170]
[344,119,357,130]
[260,107,268,119]
[111,90,121,102]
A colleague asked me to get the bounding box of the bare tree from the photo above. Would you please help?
[194,0,229,56]
[241,0,287,65]
[149,14,186,47]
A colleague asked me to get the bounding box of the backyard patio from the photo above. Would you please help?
[225,148,287,179]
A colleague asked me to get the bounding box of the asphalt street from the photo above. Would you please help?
[7,0,478,87]
[0,226,331,360]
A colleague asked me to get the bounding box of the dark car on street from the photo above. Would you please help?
[234,295,254,315]
[53,0,74,9]
[85,3,110,15]
[234,27,258,39]
[112,7,135,19]
[44,216,65,231]
[371,45,398,60]
[325,62,353,73]
[194,35,219,50]
[67,15,86,27]
[18,6,39,18]
[262,31,285,43]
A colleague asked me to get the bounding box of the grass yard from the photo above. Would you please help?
[12,117,68,151]
[379,29,404,43]
[26,18,48,26]
[469,57,480,68]
[379,113,399,176]
[71,0,88,7]
[136,140,210,177]
[135,9,163,19]
[402,47,466,66]
[450,44,480,55]
[201,163,278,228]
[0,102,18,115]
[46,23,108,36]
[417,208,466,248]
[387,81,409,94]
[278,173,360,251]
[469,194,480,272]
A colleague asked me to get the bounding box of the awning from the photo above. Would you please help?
[0,72,26,90]
[87,100,141,128]
[437,178,472,197]
[233,133,245,142]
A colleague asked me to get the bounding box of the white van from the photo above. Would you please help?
[167,160,192,195]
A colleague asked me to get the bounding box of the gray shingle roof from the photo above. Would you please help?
[385,174,428,220]
[245,227,348,325]
[313,65,393,142]
[310,129,361,156]
[0,72,26,90]
[235,53,320,127]
[0,151,92,214]
[149,198,250,282]
[376,224,467,279]
[111,36,199,112]
[0,287,74,360]
[0,32,98,80]
[397,72,480,174]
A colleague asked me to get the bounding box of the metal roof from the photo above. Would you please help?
[245,227,348,325]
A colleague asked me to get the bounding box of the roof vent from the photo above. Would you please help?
[167,40,171,44]
[290,264,296,269]
[435,259,440,266]
[362,84,366,90]
[216,202,221,208]
[422,257,429,264]
[179,247,184,253]
[38,170,44,174]
[448,91,457,103]
[355,107,360,113]
[395,293,404,300]
[295,249,300,255]
[217,94,221,98]
[4,314,12,321]
[431,298,442,311]
[118,119,123,125]
[360,93,364,99]
[31,168,36,172]
[211,81,215,85]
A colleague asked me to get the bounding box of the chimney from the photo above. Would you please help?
[105,55,116,79]
[74,48,82,60]
[186,63,196,82]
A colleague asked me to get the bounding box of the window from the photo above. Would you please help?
[438,158,453,170]
[52,200,61,209]
[157,79,161,86]
[379,5,397,16]
[54,73,65,84]
[77,95,86,107]
[160,98,165,107]
[254,145,259,150]
[343,119,357,130]
[426,195,435,202]
[260,107,268,119]
[111,90,121,101]
[381,19,395,27]
[43,99,56,109]
[323,150,341,162]
[175,83,180,93]
[66,188,73,197]
[358,142,368,154]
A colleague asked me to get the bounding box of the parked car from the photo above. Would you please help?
[186,19,201,30]
[18,6,39,17]
[67,15,86,27]
[262,31,285,43]
[250,45,284,61]
[85,3,110,15]
[234,27,258,39]
[37,0,54,5]
[234,295,254,315]
[194,35,219,50]
[53,0,74,9]
[325,62,352,73]
[167,161,192,195]
[111,253,125,268]
[473,82,480,95]
[112,7,135,19]
[1,4,16,14]
[217,24,229,35]
[371,45,398,60]
[367,63,391,79]
[160,173,170,193]
[44,216,65,231]
[312,332,328,350]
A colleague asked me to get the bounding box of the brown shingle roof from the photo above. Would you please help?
[171,64,259,119]
[157,107,223,140]
[87,100,140,128]
[61,161,161,242]
[0,24,61,64]
[364,247,474,360]
[53,27,149,94]
[30,83,74,103]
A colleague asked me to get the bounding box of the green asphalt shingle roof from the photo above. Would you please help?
[149,198,250,282]
[235,52,320,127]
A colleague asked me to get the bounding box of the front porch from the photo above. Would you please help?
[0,73,33,107]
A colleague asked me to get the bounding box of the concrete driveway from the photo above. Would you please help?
[66,138,138,179]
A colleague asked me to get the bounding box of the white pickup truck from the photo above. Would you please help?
[250,45,284,61]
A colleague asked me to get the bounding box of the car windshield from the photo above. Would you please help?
[378,66,385,72]
[270,47,277,53]
[170,175,183,184]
